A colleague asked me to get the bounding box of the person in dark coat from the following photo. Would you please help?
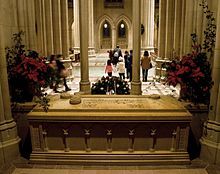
[113,45,122,66]
[124,50,129,79]
[127,50,133,82]
[54,55,71,92]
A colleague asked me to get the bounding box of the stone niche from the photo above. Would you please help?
[27,95,192,165]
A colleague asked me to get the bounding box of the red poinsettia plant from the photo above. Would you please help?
[13,53,48,87]
[166,34,213,104]
[6,31,51,103]
[166,0,215,105]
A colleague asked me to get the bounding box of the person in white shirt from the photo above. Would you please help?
[117,56,125,80]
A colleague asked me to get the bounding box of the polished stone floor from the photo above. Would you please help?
[52,53,180,98]
[5,157,220,174]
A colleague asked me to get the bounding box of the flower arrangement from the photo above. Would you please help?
[166,0,215,105]
[6,31,51,110]
[91,76,130,95]
[166,39,213,104]
[13,51,48,87]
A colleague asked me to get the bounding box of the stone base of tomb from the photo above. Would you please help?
[30,151,190,165]
[28,95,192,165]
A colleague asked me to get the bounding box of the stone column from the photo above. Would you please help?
[52,0,62,55]
[0,23,20,167]
[0,66,20,167]
[112,27,116,49]
[17,0,29,47]
[0,86,4,123]
[200,1,220,165]
[45,0,54,56]
[68,4,74,50]
[27,0,37,50]
[0,79,20,166]
[195,0,204,45]
[42,0,48,55]
[173,0,182,56]
[131,0,141,95]
[0,53,12,122]
[141,0,154,51]
[34,0,44,54]
[73,0,80,54]
[88,0,95,56]
[79,0,90,93]
[179,0,186,56]
[61,0,69,58]
[183,0,194,53]
[158,0,166,58]
[165,0,175,59]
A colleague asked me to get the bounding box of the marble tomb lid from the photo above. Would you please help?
[28,95,192,121]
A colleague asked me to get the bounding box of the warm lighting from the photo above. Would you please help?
[104,23,108,28]
[120,23,124,28]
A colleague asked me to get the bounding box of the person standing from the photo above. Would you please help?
[105,59,113,77]
[117,57,125,80]
[124,50,129,79]
[48,55,57,89]
[54,55,71,92]
[113,45,122,66]
[140,50,151,82]
[127,50,133,82]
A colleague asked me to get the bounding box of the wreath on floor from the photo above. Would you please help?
[91,76,130,95]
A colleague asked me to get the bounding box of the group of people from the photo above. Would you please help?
[106,45,153,82]
[48,54,71,93]
[47,48,155,93]
[106,46,133,81]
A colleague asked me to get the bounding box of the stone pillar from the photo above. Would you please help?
[88,0,95,56]
[34,0,44,54]
[179,0,186,56]
[0,86,4,122]
[173,0,182,56]
[79,0,90,93]
[73,0,80,54]
[0,63,20,168]
[165,0,175,59]
[42,0,48,56]
[112,27,116,49]
[45,0,54,56]
[158,0,166,58]
[0,57,12,122]
[0,6,20,165]
[141,0,154,51]
[200,1,220,165]
[68,4,74,51]
[195,0,204,45]
[27,0,37,50]
[0,82,20,167]
[52,0,62,55]
[131,0,141,95]
[183,0,194,53]
[61,0,69,58]
[17,0,28,46]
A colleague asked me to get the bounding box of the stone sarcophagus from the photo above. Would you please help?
[28,95,192,165]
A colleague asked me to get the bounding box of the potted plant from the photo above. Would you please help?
[6,31,51,111]
[165,0,215,105]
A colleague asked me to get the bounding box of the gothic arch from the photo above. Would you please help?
[96,15,114,50]
[115,15,132,49]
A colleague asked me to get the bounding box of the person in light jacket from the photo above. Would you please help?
[140,50,151,82]
[117,57,125,80]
